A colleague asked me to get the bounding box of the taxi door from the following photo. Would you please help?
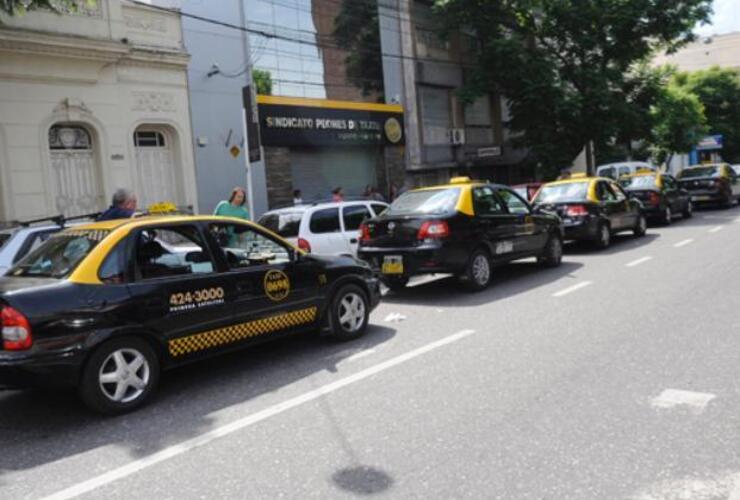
[596,181,627,230]
[470,186,520,261]
[494,187,547,255]
[205,221,324,341]
[610,180,640,228]
[124,223,236,361]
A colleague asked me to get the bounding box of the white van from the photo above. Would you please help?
[257,200,388,257]
[596,161,657,180]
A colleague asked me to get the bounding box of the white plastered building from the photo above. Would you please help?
[0,0,197,221]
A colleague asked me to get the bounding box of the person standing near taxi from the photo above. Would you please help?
[97,188,137,221]
[214,186,250,220]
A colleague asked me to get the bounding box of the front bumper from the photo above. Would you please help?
[0,347,83,389]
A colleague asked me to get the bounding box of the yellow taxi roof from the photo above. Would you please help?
[73,214,260,232]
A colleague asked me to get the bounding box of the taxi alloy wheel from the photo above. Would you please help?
[663,207,672,225]
[463,249,492,291]
[596,223,611,249]
[634,214,647,237]
[80,337,160,415]
[331,284,369,340]
[683,201,693,218]
[538,234,563,268]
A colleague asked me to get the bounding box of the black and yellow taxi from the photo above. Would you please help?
[356,177,563,292]
[618,171,693,224]
[677,163,740,208]
[0,212,380,414]
[532,174,647,249]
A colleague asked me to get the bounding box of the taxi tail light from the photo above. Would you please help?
[359,223,371,242]
[647,191,661,206]
[297,238,311,253]
[565,205,588,217]
[1,306,32,351]
[417,220,450,240]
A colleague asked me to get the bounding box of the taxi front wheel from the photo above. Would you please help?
[330,284,370,340]
[79,337,160,415]
[538,234,563,268]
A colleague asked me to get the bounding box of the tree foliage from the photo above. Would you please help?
[252,69,273,96]
[334,0,384,98]
[672,66,740,163]
[434,0,711,176]
[649,83,707,164]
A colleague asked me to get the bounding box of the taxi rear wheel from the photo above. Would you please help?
[461,248,492,291]
[634,214,647,237]
[330,284,369,340]
[538,234,563,268]
[662,207,672,225]
[595,222,611,249]
[79,337,160,415]
[683,201,693,218]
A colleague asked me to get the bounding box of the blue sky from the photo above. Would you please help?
[695,0,740,35]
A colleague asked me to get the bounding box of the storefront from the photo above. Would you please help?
[256,96,405,208]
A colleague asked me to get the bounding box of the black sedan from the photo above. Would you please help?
[678,164,740,208]
[357,177,563,292]
[619,172,692,224]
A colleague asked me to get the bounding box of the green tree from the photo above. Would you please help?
[252,69,273,96]
[434,0,711,177]
[334,0,384,98]
[649,84,707,166]
[673,66,740,163]
[1,0,85,16]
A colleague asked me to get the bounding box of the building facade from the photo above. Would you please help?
[653,31,740,72]
[0,0,197,222]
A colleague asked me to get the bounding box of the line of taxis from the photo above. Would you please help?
[0,166,735,414]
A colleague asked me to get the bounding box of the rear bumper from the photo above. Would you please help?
[358,245,464,278]
[562,217,600,241]
[0,348,83,389]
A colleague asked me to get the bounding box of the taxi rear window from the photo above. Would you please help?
[620,175,657,189]
[8,229,109,279]
[533,182,589,203]
[258,211,303,238]
[387,188,460,215]
[680,166,719,178]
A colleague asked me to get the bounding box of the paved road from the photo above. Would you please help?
[2,208,740,500]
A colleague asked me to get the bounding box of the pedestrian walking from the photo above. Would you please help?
[293,189,303,205]
[214,186,250,220]
[97,188,138,221]
[369,186,386,202]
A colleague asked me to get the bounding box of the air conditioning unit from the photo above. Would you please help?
[448,128,466,145]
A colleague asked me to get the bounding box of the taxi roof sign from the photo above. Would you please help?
[147,201,178,214]
[449,176,472,184]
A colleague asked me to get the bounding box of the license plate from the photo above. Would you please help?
[381,255,403,274]
[693,195,710,201]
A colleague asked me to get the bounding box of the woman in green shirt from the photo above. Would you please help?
[214,187,250,220]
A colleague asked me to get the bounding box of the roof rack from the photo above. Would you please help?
[5,211,103,229]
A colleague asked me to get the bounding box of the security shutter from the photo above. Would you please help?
[290,147,378,202]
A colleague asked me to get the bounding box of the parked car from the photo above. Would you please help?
[532,174,646,248]
[677,164,740,208]
[0,214,380,414]
[357,177,563,292]
[618,172,692,224]
[596,161,656,180]
[511,182,543,202]
[257,200,388,257]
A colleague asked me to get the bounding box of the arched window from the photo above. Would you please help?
[133,130,166,148]
[49,125,92,150]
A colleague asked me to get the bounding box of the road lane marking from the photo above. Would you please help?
[650,389,716,413]
[552,281,592,298]
[709,225,724,233]
[345,349,377,362]
[626,256,653,267]
[673,239,694,248]
[40,329,476,500]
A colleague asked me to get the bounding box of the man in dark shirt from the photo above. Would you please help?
[97,188,138,221]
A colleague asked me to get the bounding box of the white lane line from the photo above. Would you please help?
[673,239,694,248]
[40,329,477,500]
[709,225,724,233]
[345,348,377,362]
[650,389,716,413]
[626,256,653,268]
[552,281,592,298]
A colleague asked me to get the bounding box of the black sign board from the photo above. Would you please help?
[257,101,405,147]
[242,85,261,162]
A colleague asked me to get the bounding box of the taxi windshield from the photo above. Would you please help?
[533,182,589,203]
[386,188,460,215]
[620,175,658,189]
[8,229,108,279]
[680,166,719,179]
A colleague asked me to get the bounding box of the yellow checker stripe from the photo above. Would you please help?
[168,307,318,357]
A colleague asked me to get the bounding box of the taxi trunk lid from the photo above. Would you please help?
[363,216,428,248]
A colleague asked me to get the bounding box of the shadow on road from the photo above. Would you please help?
[563,233,660,256]
[381,260,583,308]
[0,324,397,482]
